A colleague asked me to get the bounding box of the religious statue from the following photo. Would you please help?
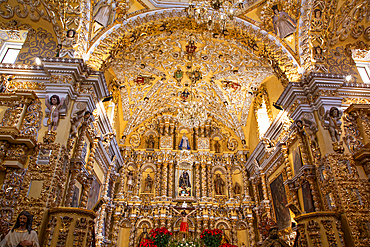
[45,95,65,132]
[146,135,155,149]
[137,227,150,244]
[0,211,40,247]
[174,68,183,83]
[215,141,221,153]
[187,69,202,84]
[272,5,297,39]
[93,0,113,27]
[324,107,342,143]
[70,102,90,137]
[262,226,290,247]
[179,171,191,196]
[301,116,319,148]
[144,174,153,193]
[214,174,225,195]
[233,182,241,195]
[179,133,190,150]
[171,207,198,240]
[127,171,134,191]
[186,40,197,60]
[180,89,190,102]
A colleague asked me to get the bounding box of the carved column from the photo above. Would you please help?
[117,166,127,199]
[134,167,142,196]
[162,162,168,197]
[247,217,256,247]
[306,176,321,212]
[226,165,232,198]
[64,169,78,207]
[168,162,173,198]
[155,163,161,196]
[201,163,207,198]
[195,162,201,198]
[242,168,250,199]
[207,164,213,198]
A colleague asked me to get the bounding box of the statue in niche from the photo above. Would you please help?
[179,133,190,150]
[214,174,225,195]
[127,171,134,191]
[233,182,241,196]
[146,135,155,149]
[272,5,297,39]
[312,46,325,63]
[144,174,153,193]
[137,227,150,244]
[179,171,191,196]
[324,107,342,143]
[262,226,290,247]
[215,141,221,153]
[45,95,65,132]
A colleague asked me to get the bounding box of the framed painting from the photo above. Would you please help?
[293,147,303,174]
[71,185,80,207]
[302,182,315,213]
[87,178,101,210]
[270,174,291,230]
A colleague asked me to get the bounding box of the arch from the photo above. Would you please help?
[87,9,300,79]
[215,219,231,230]
[119,218,132,228]
[236,220,248,230]
[212,165,227,175]
[136,218,154,229]
[141,163,156,172]
[144,129,158,137]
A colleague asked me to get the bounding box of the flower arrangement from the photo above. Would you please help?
[138,239,157,247]
[200,229,223,247]
[219,243,237,247]
[168,239,201,247]
[149,227,173,247]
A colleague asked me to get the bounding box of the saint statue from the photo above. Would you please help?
[0,211,40,247]
[262,226,290,247]
[146,135,155,149]
[179,134,190,150]
[215,141,221,153]
[272,5,297,39]
[174,69,183,83]
[127,171,134,191]
[179,171,191,196]
[233,182,241,195]
[214,174,225,195]
[144,174,153,193]
[45,95,65,132]
[137,227,150,244]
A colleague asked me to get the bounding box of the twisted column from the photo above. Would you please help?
[162,163,168,196]
[117,167,127,199]
[195,163,201,198]
[226,166,232,198]
[155,164,161,196]
[247,217,256,247]
[207,164,213,198]
[201,163,207,198]
[307,176,321,212]
[64,170,77,207]
[168,163,173,198]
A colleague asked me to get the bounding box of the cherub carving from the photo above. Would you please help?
[45,95,65,132]
[323,107,342,143]
[301,116,319,148]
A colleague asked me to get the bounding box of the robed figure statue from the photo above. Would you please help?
[178,171,191,196]
[179,134,190,150]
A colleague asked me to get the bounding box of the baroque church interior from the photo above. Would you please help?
[0,0,369,246]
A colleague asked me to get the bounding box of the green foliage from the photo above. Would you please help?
[200,229,223,247]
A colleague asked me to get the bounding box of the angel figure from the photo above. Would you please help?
[45,95,65,132]
[301,116,319,148]
[323,107,342,143]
